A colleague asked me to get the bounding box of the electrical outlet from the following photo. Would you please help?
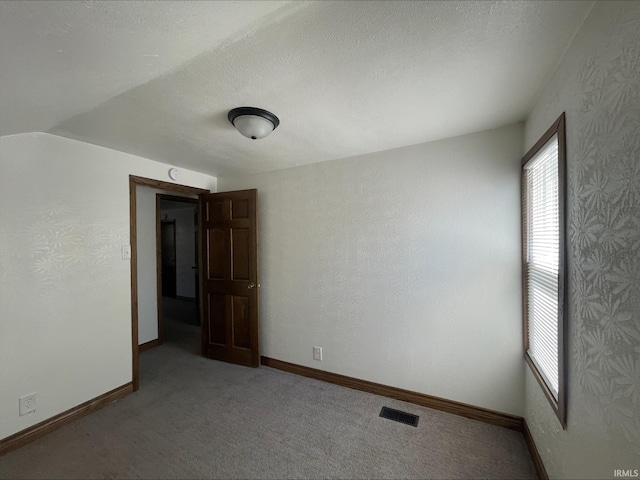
[313,346,323,361]
[19,393,37,416]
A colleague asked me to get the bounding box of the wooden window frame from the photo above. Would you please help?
[521,113,568,428]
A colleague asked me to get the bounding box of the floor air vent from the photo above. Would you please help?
[379,406,419,427]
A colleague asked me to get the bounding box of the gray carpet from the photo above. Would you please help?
[0,316,536,479]
[162,296,200,327]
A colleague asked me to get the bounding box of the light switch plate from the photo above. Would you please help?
[121,245,131,260]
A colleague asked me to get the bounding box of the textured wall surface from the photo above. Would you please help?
[219,123,525,415]
[524,2,640,477]
[137,187,164,345]
[0,133,216,440]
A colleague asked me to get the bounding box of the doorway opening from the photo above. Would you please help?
[129,175,209,391]
[157,195,199,355]
[160,219,177,298]
[129,176,261,393]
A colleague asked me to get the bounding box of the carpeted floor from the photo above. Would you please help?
[0,312,536,479]
[162,296,200,328]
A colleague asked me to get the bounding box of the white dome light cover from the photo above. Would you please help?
[228,107,280,140]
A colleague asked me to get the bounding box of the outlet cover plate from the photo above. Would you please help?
[19,393,37,416]
[313,346,323,361]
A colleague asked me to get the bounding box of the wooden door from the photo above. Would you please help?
[161,220,177,297]
[199,189,259,367]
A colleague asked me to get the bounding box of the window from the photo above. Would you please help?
[521,113,567,428]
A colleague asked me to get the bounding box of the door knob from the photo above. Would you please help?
[247,283,260,289]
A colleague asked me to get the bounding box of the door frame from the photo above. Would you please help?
[129,175,209,392]
[155,194,198,347]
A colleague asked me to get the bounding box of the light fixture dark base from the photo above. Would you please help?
[228,107,280,130]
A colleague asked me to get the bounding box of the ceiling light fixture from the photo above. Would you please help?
[228,107,280,140]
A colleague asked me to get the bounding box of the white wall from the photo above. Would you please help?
[523,2,640,477]
[219,123,525,415]
[0,133,216,440]
[136,188,167,345]
[162,205,197,299]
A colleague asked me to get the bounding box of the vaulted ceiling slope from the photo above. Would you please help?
[1,1,594,176]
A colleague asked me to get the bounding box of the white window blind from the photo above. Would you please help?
[523,134,560,399]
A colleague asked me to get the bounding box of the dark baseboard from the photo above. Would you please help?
[261,356,524,431]
[523,419,549,480]
[139,338,161,352]
[0,383,132,457]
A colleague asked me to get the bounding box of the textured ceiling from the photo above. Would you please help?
[1,1,594,177]
[0,1,293,137]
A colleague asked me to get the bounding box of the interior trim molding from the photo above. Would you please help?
[129,175,209,195]
[523,420,549,480]
[261,356,524,431]
[0,383,132,457]
[139,339,161,352]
